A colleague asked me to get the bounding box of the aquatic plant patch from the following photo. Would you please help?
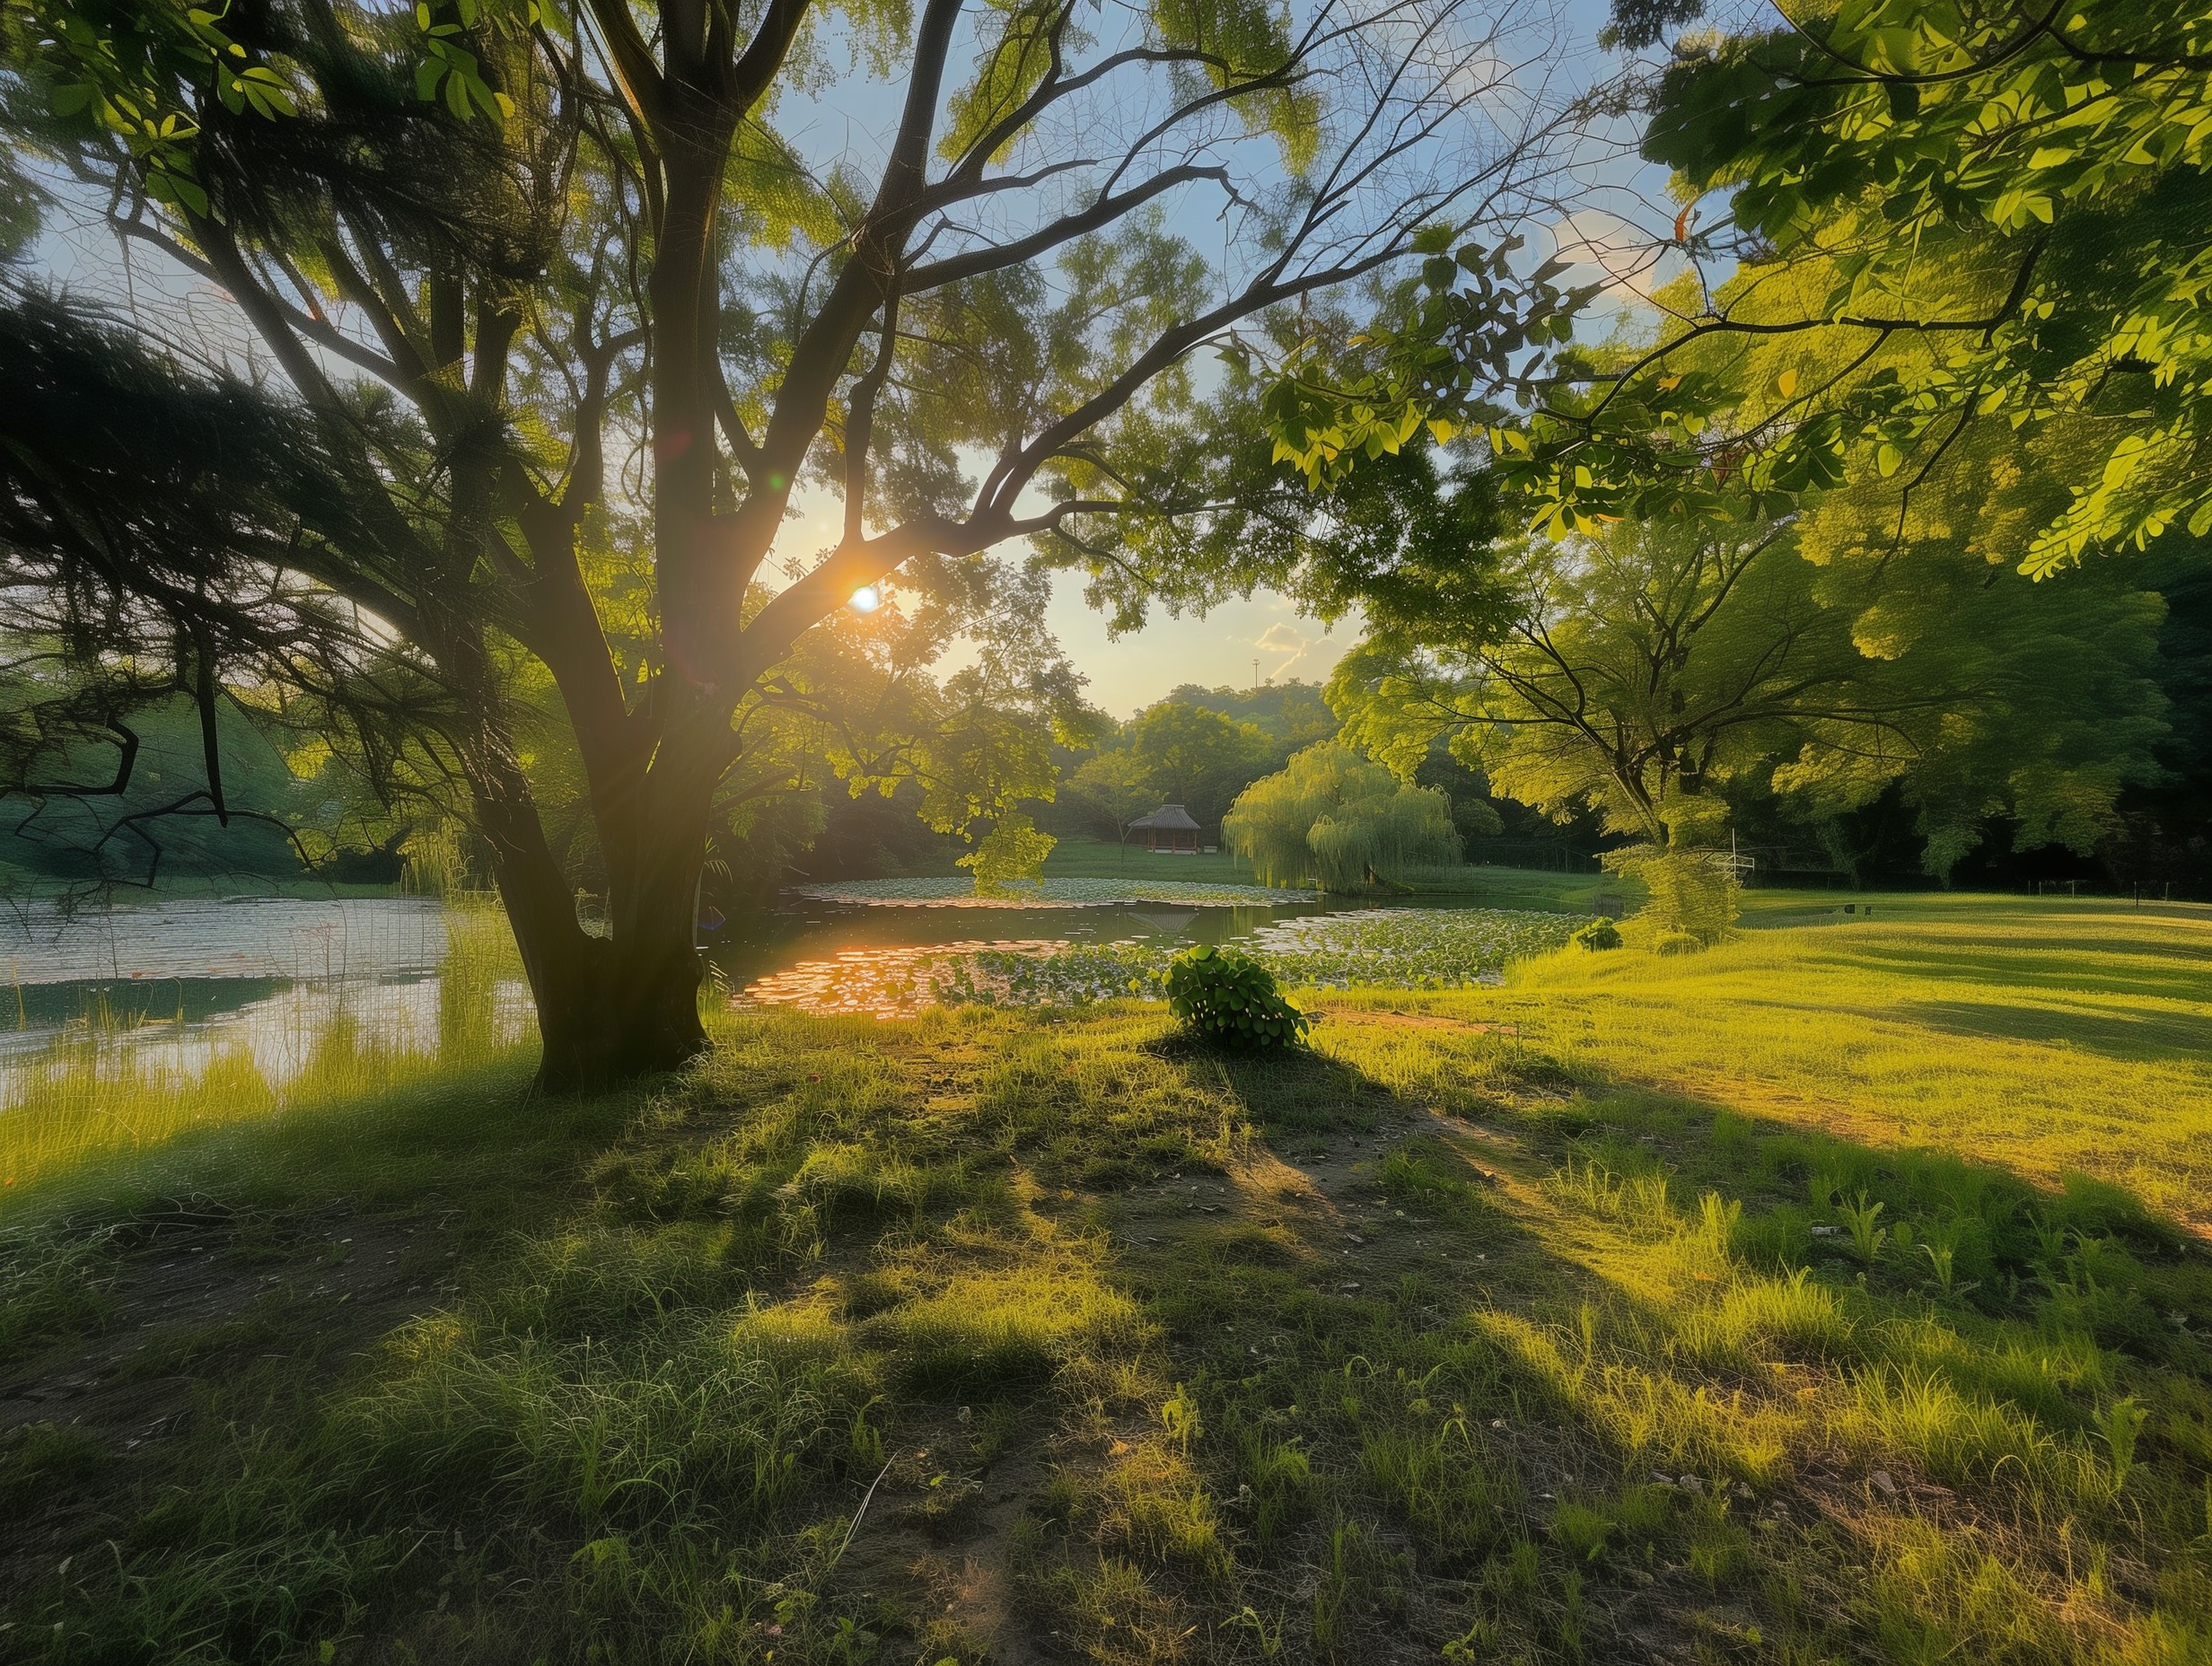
[1244,908,1586,989]
[788,877,1312,908]
[735,908,1590,1013]
[736,941,1171,1014]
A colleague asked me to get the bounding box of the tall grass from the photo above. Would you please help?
[0,901,526,1203]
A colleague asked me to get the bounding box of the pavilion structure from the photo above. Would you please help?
[1127,804,1203,854]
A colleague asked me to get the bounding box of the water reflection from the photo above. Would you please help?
[705,897,1328,994]
[0,899,530,1107]
[0,897,449,985]
[0,889,1482,1101]
[711,895,1365,1017]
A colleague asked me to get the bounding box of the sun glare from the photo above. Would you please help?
[848,584,881,612]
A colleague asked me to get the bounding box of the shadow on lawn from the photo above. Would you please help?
[1894,995,2212,1063]
[0,1006,2206,1666]
[1847,934,2212,1003]
[1150,1024,2212,1663]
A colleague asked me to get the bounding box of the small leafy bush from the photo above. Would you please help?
[1572,916,1622,951]
[1653,929,1703,956]
[958,811,1056,897]
[1165,946,1309,1049]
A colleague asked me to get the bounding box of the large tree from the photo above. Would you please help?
[1312,447,2171,897]
[1067,699,1277,835]
[4,0,1578,1083]
[1271,0,2212,571]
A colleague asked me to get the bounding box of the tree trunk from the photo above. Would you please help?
[487,723,720,1095]
[510,896,708,1092]
[482,798,714,1093]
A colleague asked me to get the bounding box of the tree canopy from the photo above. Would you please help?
[1270,0,2212,573]
[1318,445,2172,883]
[1223,739,1459,889]
[0,0,1582,1081]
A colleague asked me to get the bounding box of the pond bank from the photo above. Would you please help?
[2,898,2207,1662]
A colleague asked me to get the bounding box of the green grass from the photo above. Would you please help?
[1042,835,1256,883]
[1389,862,1637,914]
[2,896,2208,1663]
[1046,838,1635,913]
[1483,893,2212,1230]
[0,901,523,1201]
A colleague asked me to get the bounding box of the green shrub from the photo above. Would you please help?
[1654,929,1703,956]
[1165,946,1309,1049]
[1572,916,1622,951]
[1605,844,1739,943]
[959,811,1056,897]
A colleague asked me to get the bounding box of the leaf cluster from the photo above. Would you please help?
[1163,943,1308,1048]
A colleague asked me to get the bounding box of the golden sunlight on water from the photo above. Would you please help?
[733,940,1099,1017]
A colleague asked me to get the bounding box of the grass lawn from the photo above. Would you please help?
[1042,836,1255,884]
[1044,838,1629,915]
[2,897,2208,1663]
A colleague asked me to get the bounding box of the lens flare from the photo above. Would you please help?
[849,584,881,612]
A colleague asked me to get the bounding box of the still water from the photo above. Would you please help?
[0,898,532,1100]
[0,890,1382,1099]
[703,895,1339,989]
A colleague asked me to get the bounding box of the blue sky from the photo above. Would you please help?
[22,0,1689,718]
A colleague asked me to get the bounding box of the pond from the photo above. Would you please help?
[0,885,1592,1104]
[708,891,1330,1017]
[0,886,1594,1193]
[708,881,1590,1015]
[0,898,530,1107]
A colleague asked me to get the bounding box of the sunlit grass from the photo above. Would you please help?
[1044,837,1632,912]
[4,892,2208,1662]
[1461,895,2212,1229]
[0,901,526,1205]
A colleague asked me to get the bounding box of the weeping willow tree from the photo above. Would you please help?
[1224,743,1459,890]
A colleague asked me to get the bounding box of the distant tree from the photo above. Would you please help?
[1061,748,1161,843]
[1411,744,1505,842]
[1317,456,2170,906]
[1224,741,1459,890]
[1162,680,1340,751]
[1126,704,1277,827]
[1066,699,1277,837]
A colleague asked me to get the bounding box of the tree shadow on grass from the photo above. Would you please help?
[8,1006,2208,1666]
[1848,935,2212,1003]
[1123,1022,2212,1663]
[1144,1030,1400,1135]
[1893,995,2212,1064]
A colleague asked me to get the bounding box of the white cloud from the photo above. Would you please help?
[1254,619,1354,684]
[1547,209,1684,306]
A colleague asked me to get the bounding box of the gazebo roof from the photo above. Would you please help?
[1128,803,1201,831]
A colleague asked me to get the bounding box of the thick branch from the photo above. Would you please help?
[905,165,1231,294]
